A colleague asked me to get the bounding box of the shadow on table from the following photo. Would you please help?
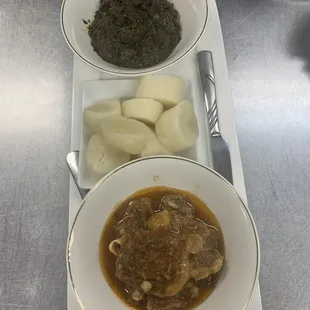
[287,13,310,74]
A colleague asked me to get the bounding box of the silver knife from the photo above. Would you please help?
[197,51,233,184]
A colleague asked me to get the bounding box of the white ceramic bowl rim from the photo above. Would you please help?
[60,0,209,76]
[67,155,260,309]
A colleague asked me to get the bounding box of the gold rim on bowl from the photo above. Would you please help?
[66,155,260,310]
[60,0,209,76]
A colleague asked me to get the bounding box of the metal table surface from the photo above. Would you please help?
[0,0,309,309]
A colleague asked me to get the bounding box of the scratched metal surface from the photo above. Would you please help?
[0,0,72,309]
[0,0,310,309]
[218,0,310,309]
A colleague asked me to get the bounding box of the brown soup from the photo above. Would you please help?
[99,186,224,310]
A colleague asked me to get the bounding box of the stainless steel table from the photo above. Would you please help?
[0,0,309,309]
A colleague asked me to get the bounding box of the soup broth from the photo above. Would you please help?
[100,186,224,309]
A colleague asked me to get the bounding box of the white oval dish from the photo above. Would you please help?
[60,0,208,76]
[67,156,259,310]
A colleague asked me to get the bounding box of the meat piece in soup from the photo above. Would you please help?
[115,197,153,236]
[100,187,225,310]
[160,194,194,216]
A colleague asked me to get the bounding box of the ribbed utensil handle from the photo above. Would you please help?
[197,51,220,135]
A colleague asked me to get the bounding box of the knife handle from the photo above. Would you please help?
[197,51,220,135]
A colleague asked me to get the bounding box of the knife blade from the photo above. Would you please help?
[66,151,90,199]
[197,51,233,184]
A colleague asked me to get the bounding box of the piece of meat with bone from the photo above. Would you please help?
[115,226,191,297]
[183,219,221,250]
[190,248,224,281]
[147,210,171,231]
[115,197,154,236]
[160,194,194,216]
[152,251,190,297]
[126,197,153,217]
[108,193,224,309]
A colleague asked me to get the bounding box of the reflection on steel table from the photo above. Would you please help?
[1,0,310,309]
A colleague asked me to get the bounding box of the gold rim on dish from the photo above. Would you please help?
[66,155,260,310]
[60,0,209,76]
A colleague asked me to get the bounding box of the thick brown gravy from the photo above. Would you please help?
[99,186,225,309]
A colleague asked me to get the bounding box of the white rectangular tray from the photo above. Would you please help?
[67,0,263,309]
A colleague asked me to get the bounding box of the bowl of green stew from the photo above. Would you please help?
[61,0,208,76]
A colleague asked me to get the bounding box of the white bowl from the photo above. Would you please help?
[68,156,260,310]
[60,0,208,76]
